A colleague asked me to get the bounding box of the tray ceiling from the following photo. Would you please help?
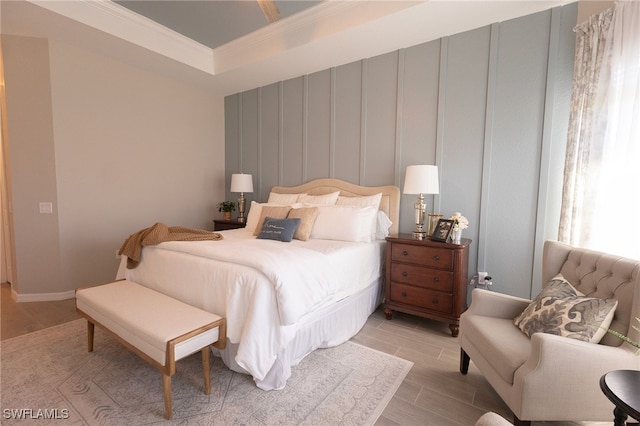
[114,1,323,50]
[1,0,575,95]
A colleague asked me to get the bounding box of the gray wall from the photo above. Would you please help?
[225,4,578,299]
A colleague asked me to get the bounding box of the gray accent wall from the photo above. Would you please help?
[225,4,578,299]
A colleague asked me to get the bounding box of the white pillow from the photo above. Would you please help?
[375,210,393,240]
[336,193,382,209]
[268,192,304,204]
[298,191,339,206]
[310,205,378,242]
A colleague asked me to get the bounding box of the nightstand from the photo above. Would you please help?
[213,219,246,231]
[384,234,471,336]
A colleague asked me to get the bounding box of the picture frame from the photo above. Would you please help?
[431,219,455,242]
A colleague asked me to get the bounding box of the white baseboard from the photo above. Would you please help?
[14,289,76,302]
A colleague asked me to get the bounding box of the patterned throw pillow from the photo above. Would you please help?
[514,274,618,343]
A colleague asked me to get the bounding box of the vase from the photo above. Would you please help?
[223,212,232,221]
[451,228,462,244]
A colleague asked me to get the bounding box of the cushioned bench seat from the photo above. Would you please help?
[75,279,226,420]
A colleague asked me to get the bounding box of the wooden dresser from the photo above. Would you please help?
[384,234,471,336]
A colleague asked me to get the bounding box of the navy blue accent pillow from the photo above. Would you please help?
[257,217,301,242]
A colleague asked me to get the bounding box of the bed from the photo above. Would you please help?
[116,178,400,390]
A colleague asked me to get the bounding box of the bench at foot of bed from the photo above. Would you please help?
[75,279,226,420]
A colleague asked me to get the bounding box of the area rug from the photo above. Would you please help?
[1,319,412,425]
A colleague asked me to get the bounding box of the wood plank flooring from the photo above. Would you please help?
[1,282,612,426]
[1,282,80,340]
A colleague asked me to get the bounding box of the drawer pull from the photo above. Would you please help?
[401,291,407,297]
[402,271,408,277]
[433,277,439,282]
[402,250,408,256]
[433,255,440,261]
[432,298,439,304]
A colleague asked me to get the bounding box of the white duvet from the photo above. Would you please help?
[119,229,384,384]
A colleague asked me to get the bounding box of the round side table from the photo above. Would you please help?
[599,370,640,426]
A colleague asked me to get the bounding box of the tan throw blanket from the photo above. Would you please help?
[118,222,223,269]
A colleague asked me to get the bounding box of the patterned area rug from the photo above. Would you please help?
[1,319,412,425]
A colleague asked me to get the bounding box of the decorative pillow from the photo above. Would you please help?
[253,206,293,236]
[287,207,319,241]
[310,205,377,242]
[267,192,304,205]
[336,193,382,209]
[536,274,584,299]
[297,191,339,206]
[257,217,301,242]
[245,202,271,234]
[514,274,618,343]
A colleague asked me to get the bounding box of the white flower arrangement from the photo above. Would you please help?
[450,212,469,231]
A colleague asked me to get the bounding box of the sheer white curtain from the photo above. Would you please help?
[559,0,640,260]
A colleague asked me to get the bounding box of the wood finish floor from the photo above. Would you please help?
[1,282,612,426]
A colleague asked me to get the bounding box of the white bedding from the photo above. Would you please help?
[118,228,385,387]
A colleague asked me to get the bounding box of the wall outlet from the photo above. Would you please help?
[478,271,488,284]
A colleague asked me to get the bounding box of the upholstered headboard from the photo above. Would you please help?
[271,178,401,235]
[542,240,640,347]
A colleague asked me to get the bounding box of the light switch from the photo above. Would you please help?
[39,202,53,214]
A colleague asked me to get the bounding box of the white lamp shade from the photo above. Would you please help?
[403,165,439,195]
[230,173,253,193]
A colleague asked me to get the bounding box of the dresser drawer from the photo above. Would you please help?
[389,283,453,314]
[391,243,454,270]
[390,263,454,292]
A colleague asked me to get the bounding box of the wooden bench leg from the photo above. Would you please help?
[202,347,211,395]
[162,373,172,420]
[87,321,95,352]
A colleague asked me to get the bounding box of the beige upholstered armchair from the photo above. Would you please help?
[460,240,640,426]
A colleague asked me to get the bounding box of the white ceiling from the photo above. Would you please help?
[1,0,574,96]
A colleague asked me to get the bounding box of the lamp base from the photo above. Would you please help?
[412,231,427,240]
[412,222,427,240]
[411,195,427,240]
[237,193,246,223]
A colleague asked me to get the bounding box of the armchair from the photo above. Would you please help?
[460,240,640,425]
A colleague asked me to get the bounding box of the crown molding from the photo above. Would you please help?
[28,0,214,75]
[24,0,422,77]
[211,0,421,75]
[16,0,574,94]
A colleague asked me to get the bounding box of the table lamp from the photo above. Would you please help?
[403,165,439,239]
[230,173,253,223]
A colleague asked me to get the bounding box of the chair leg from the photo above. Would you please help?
[460,348,470,374]
[201,347,211,395]
[513,415,531,426]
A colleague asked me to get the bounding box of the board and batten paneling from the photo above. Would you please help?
[225,4,578,299]
[482,12,553,299]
